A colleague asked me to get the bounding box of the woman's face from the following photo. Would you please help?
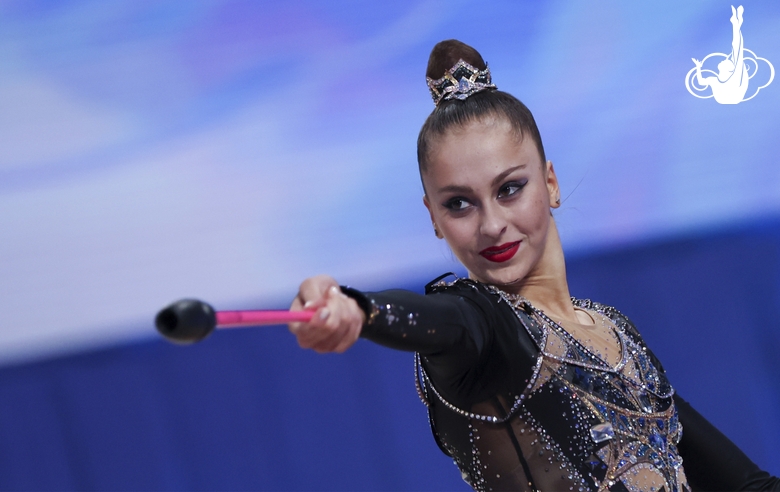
[422,117,559,287]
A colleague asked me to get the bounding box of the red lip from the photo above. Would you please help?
[479,241,520,263]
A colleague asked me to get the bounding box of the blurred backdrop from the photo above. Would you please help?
[0,0,778,489]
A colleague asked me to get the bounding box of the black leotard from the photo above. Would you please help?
[344,276,779,491]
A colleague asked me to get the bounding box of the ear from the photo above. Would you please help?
[423,194,435,220]
[423,195,443,239]
[546,161,561,208]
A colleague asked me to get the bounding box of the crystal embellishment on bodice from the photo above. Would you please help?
[496,290,689,492]
[415,279,690,492]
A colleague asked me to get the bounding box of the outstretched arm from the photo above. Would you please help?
[289,275,492,358]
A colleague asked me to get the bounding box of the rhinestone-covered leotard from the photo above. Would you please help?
[352,276,779,492]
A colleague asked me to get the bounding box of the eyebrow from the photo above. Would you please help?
[437,164,527,194]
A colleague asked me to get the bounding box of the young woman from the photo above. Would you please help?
[288,40,779,492]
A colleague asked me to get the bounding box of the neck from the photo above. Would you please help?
[504,219,578,323]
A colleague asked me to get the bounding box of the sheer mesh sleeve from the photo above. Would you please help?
[357,288,492,349]
[341,285,495,374]
[674,394,780,491]
[343,281,543,408]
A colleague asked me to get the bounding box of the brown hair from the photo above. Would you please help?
[417,40,546,175]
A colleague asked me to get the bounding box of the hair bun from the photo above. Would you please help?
[425,40,495,106]
[426,40,486,80]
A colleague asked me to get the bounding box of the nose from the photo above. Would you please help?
[479,202,508,239]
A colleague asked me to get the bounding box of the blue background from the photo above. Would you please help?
[0,0,778,489]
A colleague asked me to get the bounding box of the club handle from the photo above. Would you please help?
[216,310,313,327]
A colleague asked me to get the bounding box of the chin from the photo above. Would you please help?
[489,275,525,288]
[471,265,527,288]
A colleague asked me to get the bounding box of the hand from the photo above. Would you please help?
[692,58,702,68]
[288,275,365,353]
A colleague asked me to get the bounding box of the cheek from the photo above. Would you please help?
[441,217,478,251]
[516,190,551,235]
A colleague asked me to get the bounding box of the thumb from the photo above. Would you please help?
[303,296,328,311]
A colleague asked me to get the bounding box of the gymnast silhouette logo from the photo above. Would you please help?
[685,5,774,104]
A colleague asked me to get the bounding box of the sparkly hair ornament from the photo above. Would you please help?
[426,59,497,106]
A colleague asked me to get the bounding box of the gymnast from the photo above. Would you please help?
[288,39,779,491]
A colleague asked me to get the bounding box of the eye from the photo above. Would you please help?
[498,180,527,199]
[443,197,471,211]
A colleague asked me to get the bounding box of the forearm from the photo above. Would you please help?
[342,287,487,356]
[675,394,780,491]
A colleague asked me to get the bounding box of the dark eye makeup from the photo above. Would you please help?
[441,178,528,212]
[498,179,527,198]
[443,197,471,211]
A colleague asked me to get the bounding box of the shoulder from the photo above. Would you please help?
[424,273,499,303]
[424,274,522,315]
[424,273,543,342]
[425,272,484,294]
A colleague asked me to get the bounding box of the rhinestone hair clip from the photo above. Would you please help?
[426,59,497,106]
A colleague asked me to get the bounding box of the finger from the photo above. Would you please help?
[290,276,337,338]
[303,297,328,311]
[325,284,346,300]
[318,298,363,353]
[297,275,338,308]
[328,320,362,353]
[313,274,339,294]
[313,299,344,345]
[305,285,344,315]
[331,318,361,353]
[290,295,304,311]
[289,295,331,337]
[307,294,356,352]
[293,307,327,346]
[313,323,351,353]
[293,288,363,352]
[288,300,303,333]
[297,301,341,349]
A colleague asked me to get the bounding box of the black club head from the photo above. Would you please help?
[155,299,217,344]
